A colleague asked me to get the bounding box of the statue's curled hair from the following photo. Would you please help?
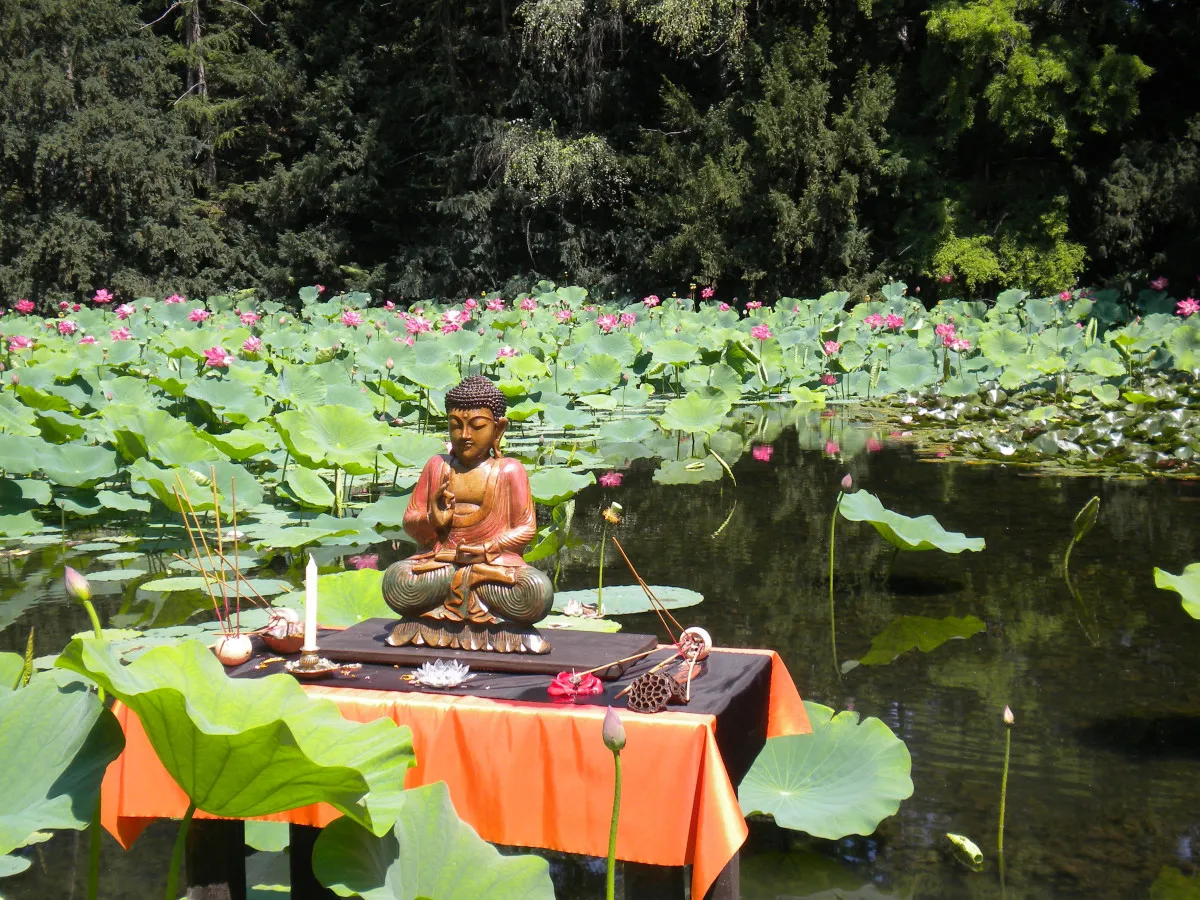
[444,375,507,419]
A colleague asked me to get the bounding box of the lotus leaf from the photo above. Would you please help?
[838,490,986,553]
[1153,563,1200,619]
[274,405,390,475]
[739,701,913,839]
[653,457,723,484]
[658,391,731,434]
[0,652,23,692]
[0,674,125,873]
[56,639,414,831]
[551,584,702,616]
[275,569,389,626]
[848,615,985,668]
[36,444,118,488]
[382,432,445,468]
[528,468,595,505]
[0,393,40,436]
[312,781,554,900]
[286,467,336,509]
[247,523,359,550]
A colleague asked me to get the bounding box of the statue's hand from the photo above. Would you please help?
[430,471,455,532]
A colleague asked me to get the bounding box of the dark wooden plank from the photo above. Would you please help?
[319,619,657,679]
[288,825,337,900]
[185,819,246,900]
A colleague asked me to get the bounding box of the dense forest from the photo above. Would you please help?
[2,0,1199,304]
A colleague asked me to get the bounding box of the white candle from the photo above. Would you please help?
[303,554,319,650]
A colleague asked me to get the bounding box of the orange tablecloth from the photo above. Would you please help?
[101,648,809,898]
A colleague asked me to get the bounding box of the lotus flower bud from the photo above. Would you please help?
[9,373,18,386]
[64,566,92,604]
[840,474,853,492]
[385,358,394,370]
[1003,705,1015,727]
[602,706,626,752]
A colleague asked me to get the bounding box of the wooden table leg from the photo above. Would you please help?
[703,852,739,900]
[185,819,246,900]
[623,861,686,898]
[288,824,338,900]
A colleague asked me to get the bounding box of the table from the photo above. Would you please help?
[100,645,810,898]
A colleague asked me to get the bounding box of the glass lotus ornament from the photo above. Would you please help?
[410,659,475,688]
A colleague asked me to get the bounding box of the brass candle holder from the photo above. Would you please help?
[284,646,339,680]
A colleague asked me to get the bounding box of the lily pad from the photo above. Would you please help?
[551,585,703,616]
[1154,563,1200,619]
[657,392,731,434]
[528,468,595,506]
[846,616,986,668]
[56,639,414,832]
[274,405,391,475]
[838,490,986,554]
[312,781,554,900]
[739,701,913,839]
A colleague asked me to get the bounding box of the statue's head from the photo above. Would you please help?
[444,375,508,466]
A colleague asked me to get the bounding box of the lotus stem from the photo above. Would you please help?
[164,802,197,900]
[87,802,102,900]
[998,706,1014,893]
[597,519,607,616]
[707,448,736,486]
[606,751,622,900]
[829,491,843,675]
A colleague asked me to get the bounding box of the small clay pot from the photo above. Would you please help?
[261,608,305,654]
[214,633,254,666]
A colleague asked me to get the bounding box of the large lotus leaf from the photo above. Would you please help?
[381,431,445,468]
[648,338,699,367]
[653,457,723,484]
[541,403,592,429]
[139,576,294,597]
[38,443,118,488]
[1154,564,1200,619]
[739,701,913,839]
[356,496,415,531]
[596,417,657,443]
[528,468,595,505]
[312,781,554,900]
[275,569,389,626]
[573,353,623,392]
[185,378,273,424]
[403,361,461,392]
[0,393,40,436]
[200,424,280,460]
[55,639,414,832]
[102,404,193,461]
[0,652,23,692]
[0,674,125,867]
[275,367,329,406]
[1167,324,1200,371]
[657,391,731,434]
[0,434,42,474]
[247,523,359,550]
[286,467,336,509]
[838,490,985,553]
[849,616,986,667]
[274,405,390,475]
[551,585,703,616]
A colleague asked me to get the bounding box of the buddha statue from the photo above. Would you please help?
[381,375,554,653]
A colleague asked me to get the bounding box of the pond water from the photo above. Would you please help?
[2,416,1198,899]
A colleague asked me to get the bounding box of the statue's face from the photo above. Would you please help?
[447,407,507,466]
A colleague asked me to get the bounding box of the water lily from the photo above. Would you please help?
[821,372,837,385]
[92,288,113,304]
[204,346,234,368]
[496,345,518,359]
[405,315,432,335]
[189,308,211,323]
[463,298,478,312]
[752,444,773,462]
[718,302,730,311]
[746,300,763,310]
[1150,276,1169,291]
[57,320,77,335]
[486,297,504,311]
[115,303,135,320]
[520,297,537,311]
[547,671,603,702]
[348,553,379,570]
[884,313,905,330]
[599,471,623,488]
[597,314,618,333]
[751,324,772,341]
[823,340,841,356]
[864,313,884,329]
[341,309,364,328]
[619,312,636,328]
[14,299,34,314]
[163,293,185,304]
[554,309,573,323]
[109,327,132,341]
[1177,297,1199,317]
[701,287,715,299]
[78,335,96,345]
[642,294,661,307]
[242,336,263,353]
[7,335,32,351]
[239,311,260,326]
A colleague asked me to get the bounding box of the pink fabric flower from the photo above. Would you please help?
[750,324,772,341]
[92,288,113,304]
[203,346,234,368]
[78,335,96,345]
[348,553,379,570]
[547,671,603,702]
[597,314,618,333]
[14,300,34,314]
[189,308,211,323]
[341,309,364,327]
[8,336,33,350]
[554,309,573,323]
[57,320,77,335]
[884,313,904,330]
[701,287,715,299]
[486,298,504,311]
[752,444,773,462]
[824,440,840,456]
[242,336,263,353]
[823,340,841,356]
[642,294,661,307]
[864,313,884,329]
[239,311,260,326]
[520,297,537,311]
[163,293,185,304]
[746,300,763,310]
[110,327,132,341]
[405,315,432,335]
[598,471,623,488]
[718,302,730,312]
[821,373,837,386]
[116,303,136,320]
[496,346,518,359]
[620,312,637,327]
[1177,297,1199,317]
[1150,276,1169,291]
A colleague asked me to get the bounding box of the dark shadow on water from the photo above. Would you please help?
[882,573,965,596]
[1075,715,1200,760]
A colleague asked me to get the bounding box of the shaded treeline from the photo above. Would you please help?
[2,0,1199,303]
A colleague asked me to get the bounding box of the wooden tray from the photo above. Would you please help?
[319,618,657,679]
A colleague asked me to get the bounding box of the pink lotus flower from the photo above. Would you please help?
[496,346,518,359]
[520,297,537,311]
[58,301,69,310]
[599,471,623,488]
[464,298,478,311]
[348,553,379,570]
[824,440,840,456]
[72,304,80,312]
[92,288,113,304]
[316,284,326,293]
[620,312,637,327]
[189,308,211,323]
[752,444,773,462]
[396,335,415,346]
[746,300,763,310]
[239,311,260,326]
[718,302,730,312]
[116,303,135,320]
[110,327,131,341]
[701,287,715,299]
[823,340,841,356]
[14,300,34,314]
[8,336,33,350]
[78,335,96,345]
[1177,297,1199,317]
[938,273,953,283]
[1150,276,1169,291]
[163,293,185,304]
[204,346,234,368]
[1058,291,1072,302]
[554,309,573,323]
[405,315,432,335]
[884,313,905,330]
[947,337,972,352]
[486,298,505,311]
[751,324,773,341]
[57,320,78,335]
[821,373,837,386]
[341,309,364,327]
[643,294,661,307]
[242,336,263,353]
[597,314,618,333]
[866,437,884,453]
[384,300,396,310]
[864,313,884,329]
[935,322,956,339]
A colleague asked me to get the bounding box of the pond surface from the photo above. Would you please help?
[3,421,1198,899]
